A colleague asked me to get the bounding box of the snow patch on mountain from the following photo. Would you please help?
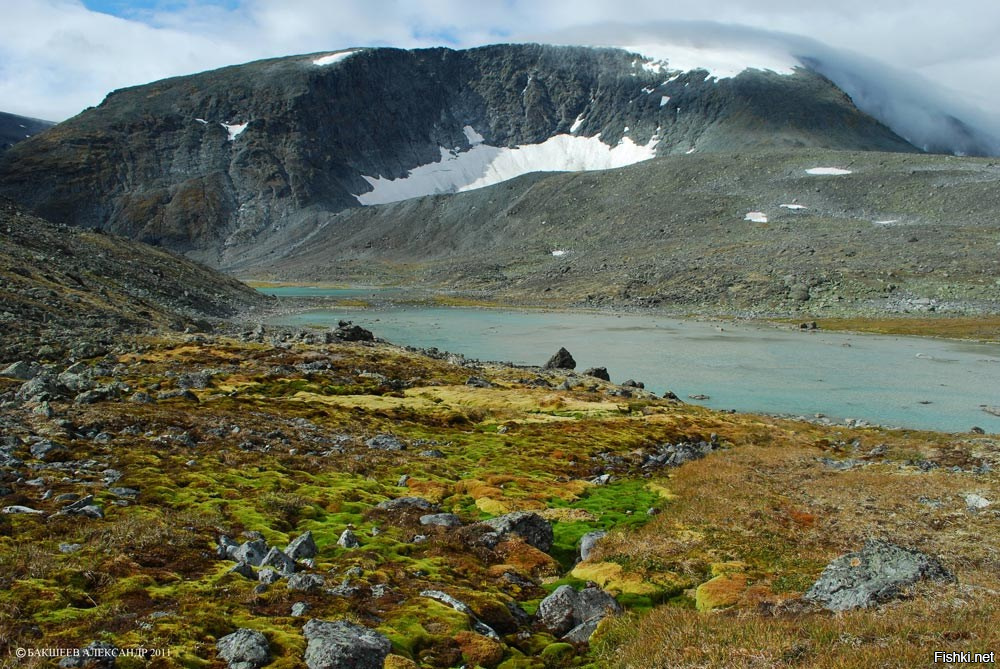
[312,50,359,66]
[624,42,798,79]
[221,122,247,141]
[355,133,660,206]
[806,167,852,175]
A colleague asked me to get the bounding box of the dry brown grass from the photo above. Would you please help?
[586,422,1000,668]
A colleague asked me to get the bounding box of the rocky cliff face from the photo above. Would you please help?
[0,45,915,263]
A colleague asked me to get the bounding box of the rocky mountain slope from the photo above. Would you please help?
[0,198,269,362]
[0,111,53,153]
[0,45,917,263]
[234,149,1000,317]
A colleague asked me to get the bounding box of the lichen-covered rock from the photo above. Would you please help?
[375,496,437,512]
[804,540,955,611]
[337,529,359,548]
[420,513,463,527]
[231,539,269,566]
[287,573,325,592]
[578,530,607,561]
[285,530,318,559]
[260,547,296,575]
[217,628,271,669]
[479,511,553,553]
[366,434,406,451]
[537,584,622,640]
[302,619,391,669]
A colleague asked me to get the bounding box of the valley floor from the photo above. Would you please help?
[1,325,997,668]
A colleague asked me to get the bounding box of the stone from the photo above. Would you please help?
[804,540,955,611]
[480,511,553,552]
[58,495,103,518]
[579,530,607,561]
[217,535,239,559]
[365,434,406,451]
[258,568,282,585]
[291,601,311,617]
[1,360,41,380]
[302,619,391,669]
[337,529,360,548]
[260,547,296,575]
[544,347,576,370]
[30,440,69,462]
[2,505,44,514]
[375,496,437,512]
[420,513,463,528]
[216,628,271,669]
[59,543,83,553]
[466,376,492,388]
[232,539,270,566]
[419,449,445,458]
[229,562,256,580]
[287,573,326,592]
[964,494,991,512]
[582,367,610,381]
[285,530,318,560]
[537,584,622,640]
[330,323,375,342]
[420,590,499,640]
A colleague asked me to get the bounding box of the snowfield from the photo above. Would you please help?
[312,50,359,66]
[806,167,853,175]
[355,132,660,205]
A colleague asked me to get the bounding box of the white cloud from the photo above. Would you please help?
[0,0,997,146]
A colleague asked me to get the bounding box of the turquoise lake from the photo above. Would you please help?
[266,294,1000,434]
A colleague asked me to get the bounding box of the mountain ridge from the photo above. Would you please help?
[0,44,917,264]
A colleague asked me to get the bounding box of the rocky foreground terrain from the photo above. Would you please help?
[1,319,997,667]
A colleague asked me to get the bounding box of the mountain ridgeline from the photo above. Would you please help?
[0,44,916,264]
[0,112,54,153]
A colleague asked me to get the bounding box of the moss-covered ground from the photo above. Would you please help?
[1,334,996,668]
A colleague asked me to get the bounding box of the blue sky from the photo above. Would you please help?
[83,0,240,17]
[2,0,998,124]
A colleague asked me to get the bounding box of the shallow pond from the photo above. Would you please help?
[268,297,1000,433]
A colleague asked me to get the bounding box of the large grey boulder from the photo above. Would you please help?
[804,540,955,611]
[285,531,318,560]
[231,539,269,566]
[480,511,553,553]
[544,347,576,370]
[537,584,622,640]
[216,628,271,669]
[260,547,296,575]
[302,619,391,669]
